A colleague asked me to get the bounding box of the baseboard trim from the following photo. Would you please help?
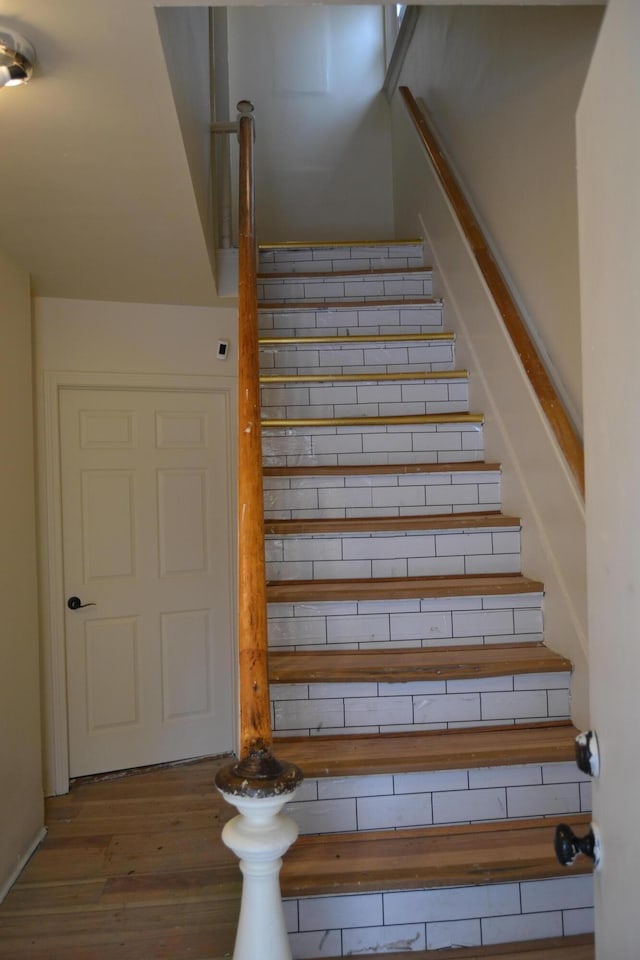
[0,826,47,904]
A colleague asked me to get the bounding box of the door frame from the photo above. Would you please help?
[39,371,237,796]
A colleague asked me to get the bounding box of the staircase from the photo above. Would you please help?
[256,240,594,958]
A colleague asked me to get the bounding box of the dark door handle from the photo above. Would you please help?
[554,822,601,867]
[67,596,96,611]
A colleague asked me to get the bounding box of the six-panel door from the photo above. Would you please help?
[60,388,235,777]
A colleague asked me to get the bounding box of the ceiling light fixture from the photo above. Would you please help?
[0,27,35,88]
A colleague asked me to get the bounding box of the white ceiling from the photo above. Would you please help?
[0,0,221,305]
[0,0,605,305]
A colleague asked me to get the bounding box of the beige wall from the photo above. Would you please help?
[34,298,238,377]
[0,254,44,900]
[395,5,603,431]
[578,0,640,948]
[227,5,394,242]
[156,7,215,276]
[391,99,589,727]
[34,297,238,795]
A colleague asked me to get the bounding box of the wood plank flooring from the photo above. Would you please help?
[274,720,577,778]
[265,512,515,536]
[281,815,593,898]
[266,572,544,603]
[0,757,240,960]
[0,757,595,960]
[268,643,570,684]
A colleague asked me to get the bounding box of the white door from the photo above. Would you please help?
[578,0,640,950]
[60,388,235,777]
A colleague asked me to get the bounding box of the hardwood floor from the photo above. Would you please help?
[0,757,240,960]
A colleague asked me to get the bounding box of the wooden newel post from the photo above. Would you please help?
[214,99,303,960]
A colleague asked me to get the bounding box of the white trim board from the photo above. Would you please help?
[0,828,47,904]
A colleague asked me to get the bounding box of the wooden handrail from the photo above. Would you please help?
[236,100,272,759]
[399,86,585,497]
[215,106,301,960]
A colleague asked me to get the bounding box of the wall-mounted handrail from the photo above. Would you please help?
[399,86,585,498]
[234,100,273,759]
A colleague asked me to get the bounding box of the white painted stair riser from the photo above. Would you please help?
[265,526,521,582]
[283,874,594,958]
[264,469,500,520]
[270,672,570,737]
[259,242,425,274]
[267,593,544,652]
[259,337,456,377]
[259,301,444,337]
[262,422,483,468]
[261,379,469,421]
[257,270,434,304]
[287,760,591,836]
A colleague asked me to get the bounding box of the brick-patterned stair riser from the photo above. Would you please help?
[257,270,433,303]
[264,469,500,520]
[283,875,594,958]
[270,672,570,737]
[265,526,521,582]
[262,423,484,468]
[267,593,544,652]
[259,338,456,377]
[287,760,591,837]
[261,378,469,421]
[259,301,443,337]
[259,242,425,273]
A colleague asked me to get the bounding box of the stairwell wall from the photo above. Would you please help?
[226,5,394,243]
[389,8,602,728]
[392,5,603,434]
[0,253,44,901]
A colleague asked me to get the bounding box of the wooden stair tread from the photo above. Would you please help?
[264,461,501,477]
[275,720,577,778]
[280,814,592,897]
[260,370,468,383]
[267,573,544,603]
[258,264,432,280]
[320,934,594,960]
[265,511,518,536]
[259,331,453,344]
[259,297,440,312]
[269,642,570,684]
[259,238,422,250]
[262,413,484,428]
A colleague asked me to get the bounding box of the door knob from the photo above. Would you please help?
[575,730,600,778]
[67,596,96,611]
[554,822,601,868]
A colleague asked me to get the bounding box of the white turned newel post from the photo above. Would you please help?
[216,750,303,960]
[219,792,300,960]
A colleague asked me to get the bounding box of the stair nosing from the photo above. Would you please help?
[265,511,518,537]
[259,238,423,251]
[268,642,571,686]
[259,330,453,344]
[260,370,469,383]
[259,296,442,312]
[262,413,483,429]
[274,720,577,779]
[266,573,543,603]
[280,813,592,898]
[258,264,433,281]
[263,461,501,477]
